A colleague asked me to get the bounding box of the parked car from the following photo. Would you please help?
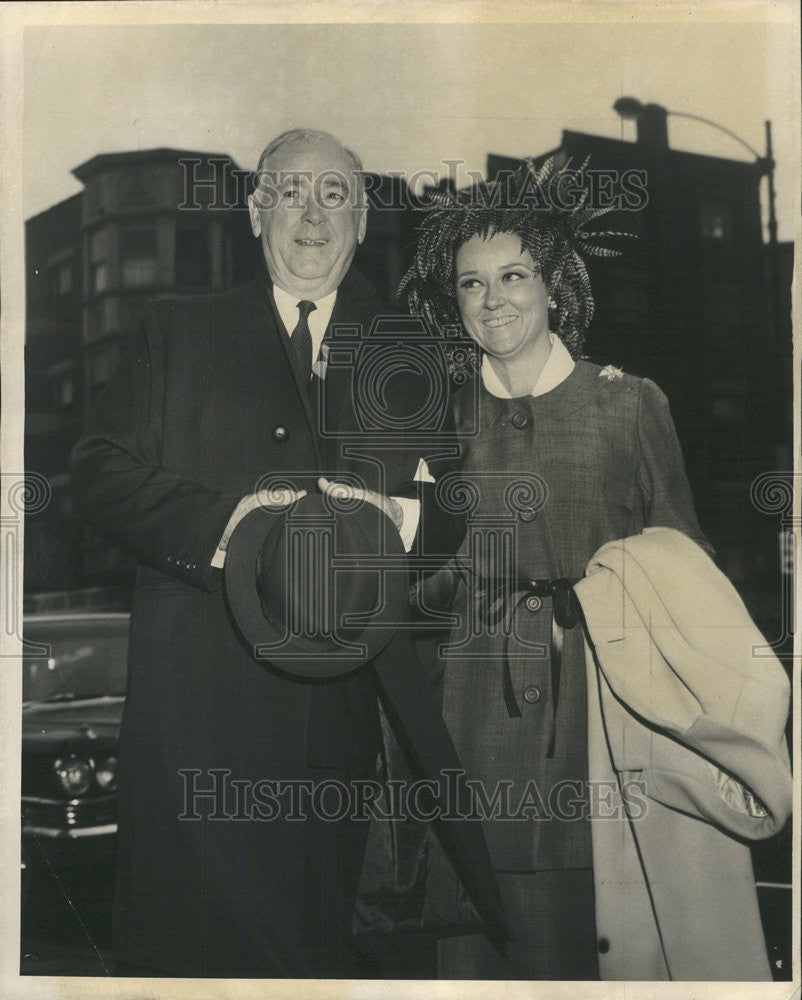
[21,613,128,899]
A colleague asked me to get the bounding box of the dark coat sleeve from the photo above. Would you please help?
[69,303,242,592]
[637,377,714,557]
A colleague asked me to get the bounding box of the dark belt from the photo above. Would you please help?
[485,578,582,759]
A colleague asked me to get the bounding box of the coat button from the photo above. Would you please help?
[598,938,610,954]
[272,426,290,442]
[167,555,175,563]
[519,507,537,522]
[525,595,542,613]
[511,411,528,429]
[523,686,541,704]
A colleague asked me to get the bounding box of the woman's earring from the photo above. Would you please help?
[548,297,557,310]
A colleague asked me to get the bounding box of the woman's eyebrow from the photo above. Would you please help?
[457,261,533,278]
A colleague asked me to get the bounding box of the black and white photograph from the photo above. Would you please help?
[0,2,799,997]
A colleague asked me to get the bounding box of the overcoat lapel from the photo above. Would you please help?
[320,268,381,466]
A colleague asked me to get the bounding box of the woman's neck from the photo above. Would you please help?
[486,332,553,397]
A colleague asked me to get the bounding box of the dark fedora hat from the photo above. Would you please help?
[224,491,410,678]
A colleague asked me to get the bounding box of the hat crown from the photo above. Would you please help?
[225,490,409,678]
[257,493,381,643]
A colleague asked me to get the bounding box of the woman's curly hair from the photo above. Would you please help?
[399,155,630,360]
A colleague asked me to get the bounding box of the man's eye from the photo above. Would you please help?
[282,189,301,200]
[325,191,346,204]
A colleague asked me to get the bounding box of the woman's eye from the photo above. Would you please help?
[458,279,482,290]
[502,271,525,282]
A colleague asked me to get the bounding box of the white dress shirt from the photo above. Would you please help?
[271,284,337,378]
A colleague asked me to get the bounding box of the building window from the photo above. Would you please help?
[175,223,211,287]
[57,261,73,295]
[92,262,108,293]
[700,200,733,250]
[48,259,77,321]
[89,344,123,395]
[55,375,74,409]
[121,225,158,288]
[90,231,109,294]
[48,360,77,411]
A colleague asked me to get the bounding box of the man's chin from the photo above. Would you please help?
[264,247,356,298]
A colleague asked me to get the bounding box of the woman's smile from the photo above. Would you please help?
[483,313,519,329]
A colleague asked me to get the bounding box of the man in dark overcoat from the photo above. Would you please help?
[70,129,501,978]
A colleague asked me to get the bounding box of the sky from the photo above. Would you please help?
[17,11,801,241]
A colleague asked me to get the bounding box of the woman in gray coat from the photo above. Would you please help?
[401,157,712,979]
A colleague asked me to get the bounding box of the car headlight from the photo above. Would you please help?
[54,756,92,796]
[94,756,117,791]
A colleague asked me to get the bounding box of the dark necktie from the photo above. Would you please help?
[291,300,316,382]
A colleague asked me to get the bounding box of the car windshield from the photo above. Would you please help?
[22,618,128,703]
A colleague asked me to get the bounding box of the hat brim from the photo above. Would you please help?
[224,497,410,678]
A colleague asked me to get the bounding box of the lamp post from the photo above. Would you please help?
[613,96,788,604]
[612,97,777,248]
[613,96,780,339]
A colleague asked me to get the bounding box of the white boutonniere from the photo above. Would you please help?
[599,365,624,382]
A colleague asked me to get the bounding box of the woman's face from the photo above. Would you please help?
[455,232,550,362]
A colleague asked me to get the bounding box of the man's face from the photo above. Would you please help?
[248,136,367,299]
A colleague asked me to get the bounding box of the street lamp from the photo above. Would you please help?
[612,96,778,247]
[613,95,786,476]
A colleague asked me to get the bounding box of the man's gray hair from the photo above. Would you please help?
[256,128,364,178]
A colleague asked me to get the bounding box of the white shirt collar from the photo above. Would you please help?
[481,333,575,399]
[271,284,338,367]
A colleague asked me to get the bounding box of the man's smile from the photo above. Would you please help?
[295,238,328,247]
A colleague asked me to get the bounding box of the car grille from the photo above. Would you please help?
[22,794,117,837]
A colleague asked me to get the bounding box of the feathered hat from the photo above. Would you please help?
[399,154,633,361]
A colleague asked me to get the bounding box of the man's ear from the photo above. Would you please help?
[357,205,367,245]
[247,195,262,238]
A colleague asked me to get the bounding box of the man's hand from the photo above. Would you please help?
[216,487,307,557]
[318,477,403,533]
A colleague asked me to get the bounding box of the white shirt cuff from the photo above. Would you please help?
[213,479,429,567]
[393,497,421,553]
[211,495,259,568]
